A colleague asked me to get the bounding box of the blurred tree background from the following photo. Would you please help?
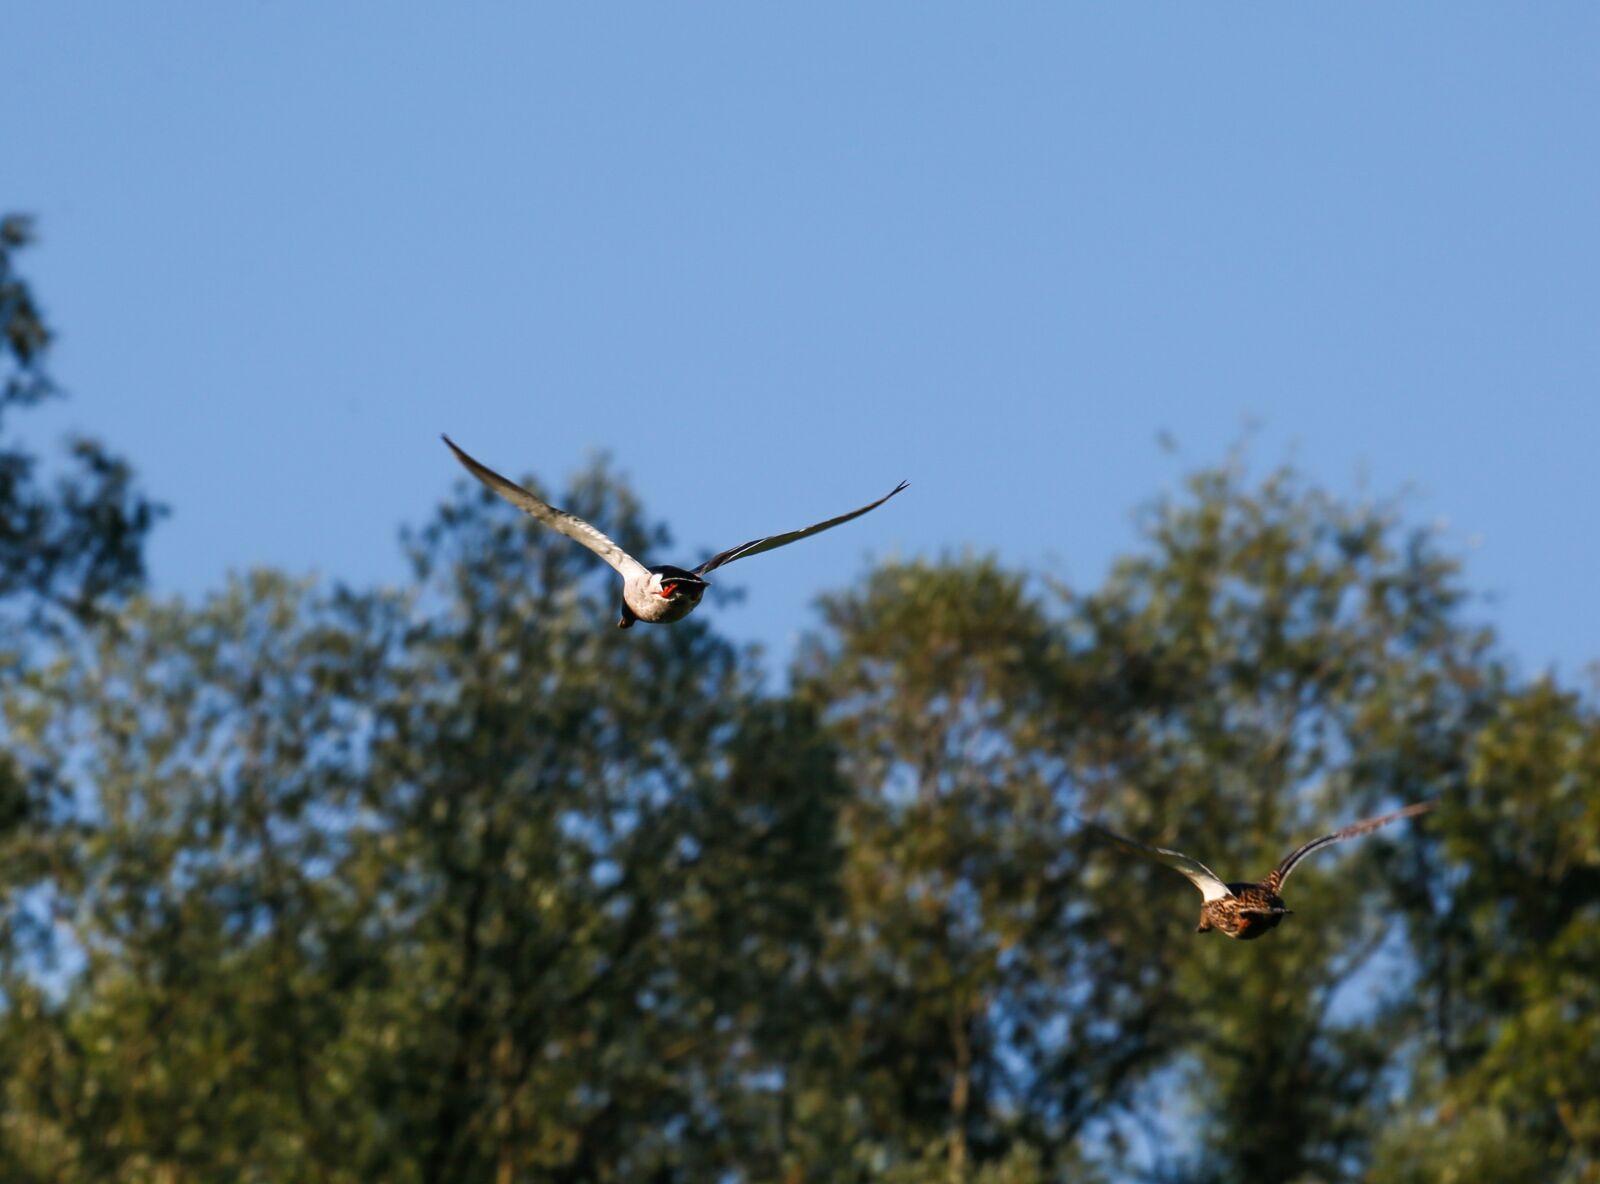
[2,219,1596,1183]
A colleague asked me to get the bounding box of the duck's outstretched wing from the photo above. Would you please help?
[1267,800,1436,892]
[442,435,650,582]
[694,480,909,576]
[1084,823,1233,902]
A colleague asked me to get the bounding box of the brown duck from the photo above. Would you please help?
[1086,801,1435,940]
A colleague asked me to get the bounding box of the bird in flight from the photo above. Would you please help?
[442,435,908,629]
[1084,801,1435,940]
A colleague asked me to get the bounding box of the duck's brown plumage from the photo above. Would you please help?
[1087,801,1435,940]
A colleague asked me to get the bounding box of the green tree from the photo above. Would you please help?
[1058,465,1498,1183]
[1,212,163,985]
[779,464,1509,1183]
[0,572,390,1182]
[0,465,853,1184]
[0,214,159,628]
[788,556,1175,1180]
[1375,679,1600,1183]
[1,214,164,1181]
[344,470,849,1183]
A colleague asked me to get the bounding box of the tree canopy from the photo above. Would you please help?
[1,220,1595,1183]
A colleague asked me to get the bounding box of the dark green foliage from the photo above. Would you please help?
[5,452,1597,1182]
[1375,681,1600,1183]
[0,215,162,630]
[787,557,1180,1179]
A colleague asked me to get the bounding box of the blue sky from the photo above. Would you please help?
[9,5,1598,677]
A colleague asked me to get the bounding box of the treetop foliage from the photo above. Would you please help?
[1,218,1596,1182]
[0,214,162,631]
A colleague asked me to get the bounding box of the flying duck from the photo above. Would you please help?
[1085,801,1436,940]
[442,435,907,628]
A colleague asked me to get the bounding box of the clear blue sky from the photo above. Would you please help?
[9,5,1598,677]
